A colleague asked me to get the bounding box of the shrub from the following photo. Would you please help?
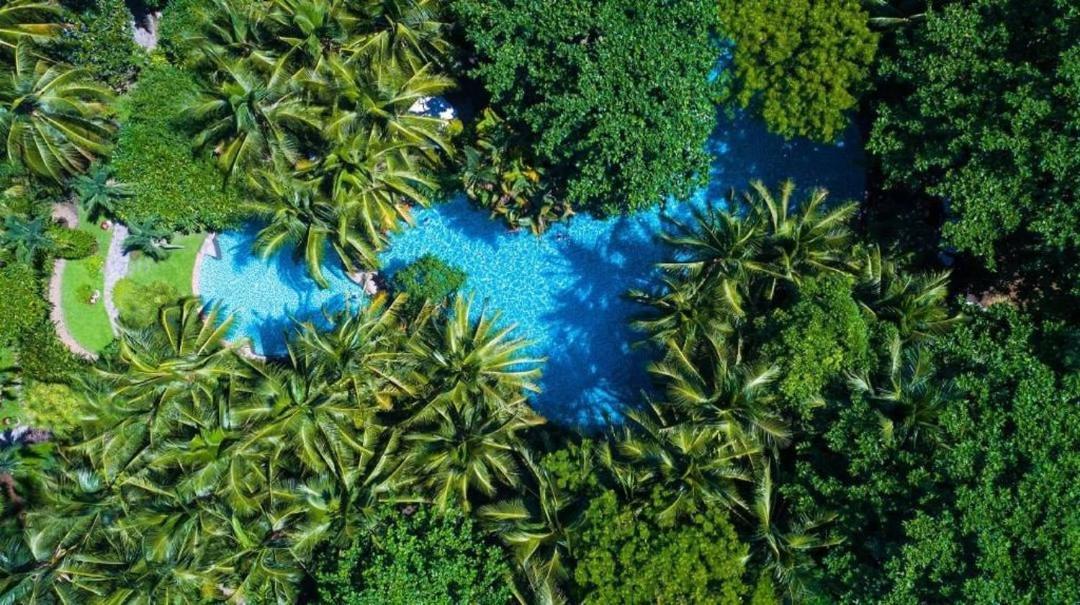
[316,506,513,605]
[570,489,751,604]
[390,254,466,310]
[59,0,142,88]
[0,264,47,345]
[76,284,96,304]
[84,254,105,279]
[20,382,89,439]
[158,0,215,60]
[113,278,179,329]
[17,320,83,383]
[112,65,247,231]
[49,228,97,260]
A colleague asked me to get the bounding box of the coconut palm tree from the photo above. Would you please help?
[848,336,952,448]
[648,340,790,454]
[0,44,114,181]
[186,55,321,181]
[751,464,841,601]
[616,401,759,522]
[409,295,544,423]
[288,293,424,407]
[249,170,377,287]
[0,213,51,263]
[268,0,358,66]
[403,397,544,511]
[123,218,181,261]
[0,0,60,55]
[320,129,437,253]
[348,0,451,71]
[71,162,132,220]
[855,245,961,343]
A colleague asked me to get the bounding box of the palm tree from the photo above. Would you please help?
[848,336,952,448]
[349,0,451,70]
[616,401,759,522]
[403,398,543,511]
[0,213,51,263]
[71,162,132,220]
[410,295,544,423]
[855,245,961,343]
[249,170,377,287]
[288,293,423,407]
[0,0,60,55]
[751,464,841,601]
[186,55,321,181]
[648,340,790,454]
[268,0,358,66]
[0,44,114,181]
[123,218,180,261]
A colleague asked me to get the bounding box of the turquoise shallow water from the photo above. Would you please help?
[199,111,865,427]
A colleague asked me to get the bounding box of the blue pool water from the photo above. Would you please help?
[199,110,865,427]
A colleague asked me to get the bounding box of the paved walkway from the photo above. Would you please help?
[47,204,97,360]
[190,233,217,297]
[102,223,130,331]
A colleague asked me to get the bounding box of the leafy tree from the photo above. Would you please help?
[0,44,114,180]
[316,506,514,605]
[111,63,245,231]
[717,0,878,141]
[451,0,720,213]
[390,253,465,311]
[869,0,1079,281]
[570,489,751,604]
[58,0,141,88]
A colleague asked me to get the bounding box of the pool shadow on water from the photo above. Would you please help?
[534,216,664,427]
[707,109,866,203]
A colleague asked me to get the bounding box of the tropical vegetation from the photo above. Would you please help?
[0,0,1075,603]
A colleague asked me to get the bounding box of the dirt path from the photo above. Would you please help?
[102,223,130,332]
[47,204,97,360]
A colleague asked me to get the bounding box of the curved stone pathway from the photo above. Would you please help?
[47,204,97,360]
[102,223,130,331]
[190,233,217,297]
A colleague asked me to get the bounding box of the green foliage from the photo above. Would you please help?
[157,0,213,59]
[459,108,570,233]
[75,283,94,303]
[48,227,97,259]
[758,275,872,417]
[15,319,82,382]
[869,0,1079,272]
[113,278,179,328]
[717,0,878,142]
[19,381,88,438]
[451,0,719,213]
[58,0,141,88]
[111,64,246,231]
[570,489,750,604]
[0,263,45,344]
[316,507,514,605]
[390,254,466,310]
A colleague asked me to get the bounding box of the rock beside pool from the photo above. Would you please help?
[348,271,380,296]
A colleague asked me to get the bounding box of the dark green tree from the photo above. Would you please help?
[451,0,720,213]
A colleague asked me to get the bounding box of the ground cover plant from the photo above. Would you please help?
[0,0,1076,603]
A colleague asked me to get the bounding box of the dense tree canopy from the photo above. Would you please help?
[869,0,1080,276]
[717,0,878,141]
[451,0,720,213]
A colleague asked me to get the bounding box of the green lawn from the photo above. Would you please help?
[125,233,205,296]
[59,210,115,352]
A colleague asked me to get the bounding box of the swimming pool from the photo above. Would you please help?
[198,110,866,427]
